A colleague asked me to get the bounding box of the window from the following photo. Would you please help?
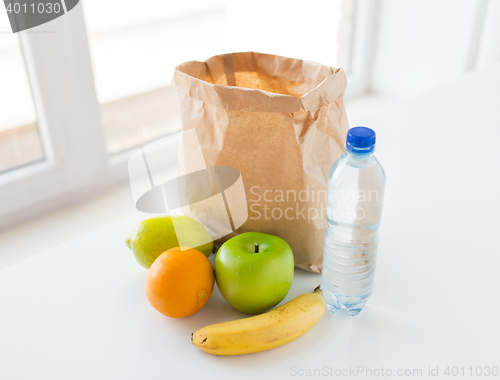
[0,0,374,226]
[83,1,227,153]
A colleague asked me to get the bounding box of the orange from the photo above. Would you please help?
[145,247,214,318]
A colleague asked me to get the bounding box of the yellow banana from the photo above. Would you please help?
[192,285,326,356]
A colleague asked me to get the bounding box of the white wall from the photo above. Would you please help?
[370,0,498,99]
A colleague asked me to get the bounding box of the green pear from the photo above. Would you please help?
[125,215,214,268]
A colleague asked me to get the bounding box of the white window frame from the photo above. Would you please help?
[475,0,500,70]
[344,0,380,98]
[0,1,377,229]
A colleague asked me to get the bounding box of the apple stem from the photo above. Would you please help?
[254,243,259,253]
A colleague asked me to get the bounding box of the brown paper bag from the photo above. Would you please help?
[173,52,349,273]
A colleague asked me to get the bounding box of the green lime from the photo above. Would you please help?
[125,215,214,268]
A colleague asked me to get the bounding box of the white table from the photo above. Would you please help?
[1,65,499,380]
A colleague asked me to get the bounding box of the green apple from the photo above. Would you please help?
[215,232,294,314]
[125,215,213,269]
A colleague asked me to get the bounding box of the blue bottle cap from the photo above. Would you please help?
[346,126,376,154]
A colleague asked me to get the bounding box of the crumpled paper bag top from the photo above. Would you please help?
[174,51,346,113]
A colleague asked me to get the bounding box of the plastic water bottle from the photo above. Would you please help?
[321,126,386,316]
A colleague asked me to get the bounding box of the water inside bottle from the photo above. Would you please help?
[321,150,385,316]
